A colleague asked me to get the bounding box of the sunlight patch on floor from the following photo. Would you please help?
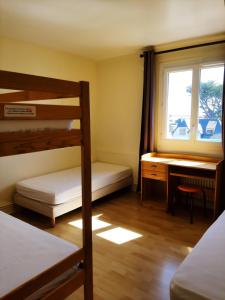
[96,227,142,245]
[186,246,193,253]
[68,214,111,231]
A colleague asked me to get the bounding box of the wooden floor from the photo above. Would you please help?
[16,191,212,300]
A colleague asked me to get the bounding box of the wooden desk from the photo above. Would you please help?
[141,152,223,219]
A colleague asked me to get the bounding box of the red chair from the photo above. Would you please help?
[172,184,206,224]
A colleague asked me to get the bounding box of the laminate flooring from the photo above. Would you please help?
[16,191,212,300]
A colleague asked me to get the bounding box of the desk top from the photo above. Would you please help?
[141,153,222,171]
[168,160,217,171]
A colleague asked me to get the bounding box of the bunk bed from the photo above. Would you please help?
[0,70,93,299]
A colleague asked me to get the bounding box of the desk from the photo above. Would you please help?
[141,152,223,219]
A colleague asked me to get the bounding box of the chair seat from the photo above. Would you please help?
[177,184,201,194]
[174,184,206,224]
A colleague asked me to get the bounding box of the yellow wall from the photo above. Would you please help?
[0,39,143,209]
[0,37,97,208]
[1,35,224,208]
[96,54,143,185]
[95,35,225,185]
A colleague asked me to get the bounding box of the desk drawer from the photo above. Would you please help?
[142,161,167,173]
[142,169,167,181]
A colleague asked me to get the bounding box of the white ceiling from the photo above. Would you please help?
[0,0,225,61]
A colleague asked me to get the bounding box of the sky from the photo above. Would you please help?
[167,64,224,120]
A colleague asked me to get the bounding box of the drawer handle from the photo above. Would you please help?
[151,165,157,168]
[151,173,157,176]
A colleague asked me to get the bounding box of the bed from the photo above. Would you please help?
[170,210,225,300]
[0,70,93,299]
[14,161,132,225]
[0,211,82,300]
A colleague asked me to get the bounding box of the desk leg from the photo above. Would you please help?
[214,164,222,220]
[167,175,172,213]
[167,173,178,214]
[140,176,144,205]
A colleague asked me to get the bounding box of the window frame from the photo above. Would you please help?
[157,59,224,156]
[164,66,193,141]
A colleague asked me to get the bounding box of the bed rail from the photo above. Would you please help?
[0,129,81,156]
[0,70,80,96]
[2,249,84,300]
[0,90,76,102]
[0,103,81,120]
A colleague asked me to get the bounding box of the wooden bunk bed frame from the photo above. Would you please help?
[0,70,93,299]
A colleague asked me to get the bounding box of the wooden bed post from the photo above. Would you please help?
[80,81,93,300]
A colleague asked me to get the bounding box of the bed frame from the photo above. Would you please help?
[0,70,93,299]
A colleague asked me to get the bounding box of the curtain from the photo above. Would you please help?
[222,65,225,157]
[137,49,155,191]
[221,65,225,210]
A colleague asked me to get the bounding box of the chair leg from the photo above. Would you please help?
[185,192,189,208]
[172,189,179,216]
[190,193,193,224]
[171,193,176,216]
[202,190,207,216]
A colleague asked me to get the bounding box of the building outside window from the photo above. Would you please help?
[165,64,224,142]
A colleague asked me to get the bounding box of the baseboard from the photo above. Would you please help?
[0,203,14,214]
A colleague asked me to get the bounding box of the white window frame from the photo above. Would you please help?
[157,60,224,156]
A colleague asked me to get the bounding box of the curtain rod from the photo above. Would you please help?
[140,39,225,57]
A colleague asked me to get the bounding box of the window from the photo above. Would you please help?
[164,63,224,143]
[166,69,192,140]
[197,65,224,142]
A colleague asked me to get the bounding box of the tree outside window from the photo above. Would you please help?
[166,64,224,142]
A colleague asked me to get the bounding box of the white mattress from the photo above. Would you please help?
[0,120,73,132]
[170,211,225,300]
[16,162,132,205]
[14,176,132,219]
[0,211,79,299]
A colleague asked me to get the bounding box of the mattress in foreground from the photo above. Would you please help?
[170,211,225,300]
[16,162,132,205]
[0,211,79,299]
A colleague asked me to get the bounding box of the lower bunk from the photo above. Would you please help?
[170,210,225,300]
[14,162,132,225]
[0,211,84,300]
